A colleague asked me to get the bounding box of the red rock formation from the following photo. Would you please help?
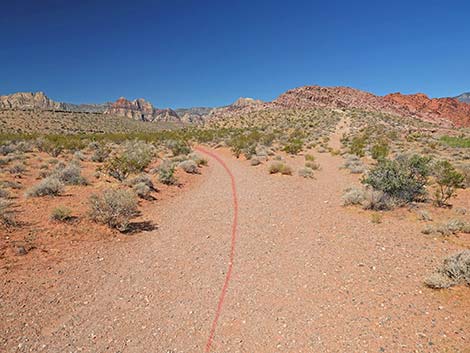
[105,97,181,123]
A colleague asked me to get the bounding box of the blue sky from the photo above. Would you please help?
[1,0,469,107]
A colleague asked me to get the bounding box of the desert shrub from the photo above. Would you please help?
[458,165,470,187]
[158,164,177,185]
[371,213,382,224]
[282,138,303,155]
[421,219,470,236]
[298,167,314,178]
[227,132,259,159]
[89,189,139,232]
[26,177,64,197]
[106,141,154,181]
[0,188,11,199]
[417,209,433,221]
[425,251,470,289]
[73,150,86,161]
[363,155,430,203]
[305,161,320,170]
[0,200,16,227]
[432,160,464,207]
[305,154,315,162]
[343,154,365,174]
[126,173,154,190]
[342,187,365,206]
[250,158,261,166]
[91,144,110,162]
[167,139,191,156]
[349,135,367,157]
[370,141,389,160]
[50,206,73,222]
[362,189,395,210]
[268,162,292,175]
[188,153,208,166]
[178,160,199,174]
[9,163,26,175]
[54,163,88,185]
[1,180,22,189]
[132,182,152,199]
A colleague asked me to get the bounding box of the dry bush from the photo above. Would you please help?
[342,187,365,206]
[89,189,139,232]
[425,251,470,289]
[421,219,470,236]
[298,167,314,178]
[268,162,292,175]
[250,158,261,166]
[50,206,73,222]
[26,177,64,197]
[0,199,16,227]
[178,160,199,174]
[132,182,152,199]
[54,162,88,185]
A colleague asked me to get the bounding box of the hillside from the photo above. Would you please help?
[0,109,181,134]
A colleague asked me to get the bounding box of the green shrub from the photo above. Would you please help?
[106,141,154,181]
[349,135,367,157]
[50,206,73,222]
[282,138,303,155]
[305,154,315,161]
[370,141,389,160]
[158,164,177,185]
[89,189,139,232]
[432,160,464,207]
[26,177,64,197]
[167,139,191,156]
[363,155,431,203]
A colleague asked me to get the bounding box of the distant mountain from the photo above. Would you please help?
[104,97,181,123]
[174,107,213,124]
[206,86,470,127]
[455,93,470,104]
[0,91,109,113]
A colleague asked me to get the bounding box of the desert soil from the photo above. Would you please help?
[1,121,469,352]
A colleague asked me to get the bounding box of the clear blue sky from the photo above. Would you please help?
[1,0,469,107]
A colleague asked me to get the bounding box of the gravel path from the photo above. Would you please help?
[2,123,469,352]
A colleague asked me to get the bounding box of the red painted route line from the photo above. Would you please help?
[195,146,239,353]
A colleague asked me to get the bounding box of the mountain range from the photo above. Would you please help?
[1,87,470,127]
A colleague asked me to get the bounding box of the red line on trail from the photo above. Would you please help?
[195,146,239,353]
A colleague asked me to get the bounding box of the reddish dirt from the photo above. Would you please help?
[1,131,470,352]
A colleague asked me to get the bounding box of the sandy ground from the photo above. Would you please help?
[1,123,469,352]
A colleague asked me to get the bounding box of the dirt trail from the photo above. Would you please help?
[2,125,469,352]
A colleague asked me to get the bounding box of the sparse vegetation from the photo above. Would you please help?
[158,164,178,185]
[89,189,140,232]
[425,251,470,289]
[50,206,73,222]
[26,177,64,197]
[268,162,292,175]
[432,160,464,207]
[178,159,199,174]
[363,155,431,205]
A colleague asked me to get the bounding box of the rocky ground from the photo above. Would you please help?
[1,121,469,352]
